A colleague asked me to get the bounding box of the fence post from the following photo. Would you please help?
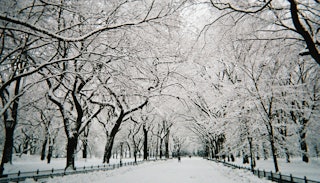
[257,169,260,178]
[304,176,307,183]
[279,173,282,183]
[36,169,39,175]
[270,171,273,181]
[263,170,266,177]
[290,174,293,183]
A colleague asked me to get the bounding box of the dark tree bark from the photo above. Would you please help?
[47,138,54,164]
[290,103,310,163]
[288,0,320,64]
[280,127,291,163]
[0,76,21,176]
[22,136,30,155]
[1,127,15,164]
[159,138,163,159]
[204,144,209,158]
[65,135,78,170]
[82,126,90,159]
[207,0,319,65]
[269,128,279,172]
[82,139,88,159]
[262,142,269,160]
[155,137,159,160]
[211,147,215,159]
[103,136,115,164]
[127,143,132,158]
[299,125,309,163]
[165,130,170,158]
[40,136,48,161]
[143,125,148,160]
[103,112,123,164]
[134,148,138,163]
[285,148,290,163]
[101,97,148,164]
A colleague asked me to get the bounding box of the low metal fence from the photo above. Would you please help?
[0,160,144,183]
[207,158,320,183]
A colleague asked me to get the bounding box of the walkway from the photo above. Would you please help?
[46,157,271,183]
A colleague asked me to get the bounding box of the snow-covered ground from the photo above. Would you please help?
[3,156,319,183]
[22,157,271,183]
[231,157,320,181]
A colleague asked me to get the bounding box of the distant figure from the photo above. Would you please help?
[178,156,181,162]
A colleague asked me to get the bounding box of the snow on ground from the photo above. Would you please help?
[4,155,320,182]
[23,157,271,183]
[232,157,320,181]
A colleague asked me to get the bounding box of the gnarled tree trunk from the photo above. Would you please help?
[103,115,123,164]
[65,135,78,170]
[103,135,114,164]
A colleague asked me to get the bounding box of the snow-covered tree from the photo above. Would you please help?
[205,0,319,65]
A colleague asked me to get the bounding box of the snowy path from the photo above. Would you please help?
[42,157,271,183]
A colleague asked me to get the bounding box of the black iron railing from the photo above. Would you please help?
[0,160,144,183]
[207,158,320,183]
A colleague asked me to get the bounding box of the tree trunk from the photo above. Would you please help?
[103,136,115,164]
[41,136,48,161]
[103,112,124,163]
[1,127,14,164]
[0,75,21,176]
[280,129,290,163]
[211,147,215,159]
[165,132,170,158]
[288,0,320,64]
[159,138,163,159]
[82,126,90,159]
[65,136,78,170]
[82,139,88,159]
[285,149,290,163]
[269,133,279,172]
[155,138,159,160]
[300,130,309,163]
[127,144,131,158]
[204,144,209,158]
[47,137,55,164]
[314,145,319,158]
[299,118,309,163]
[262,142,268,160]
[0,126,15,177]
[134,150,137,163]
[143,125,148,160]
